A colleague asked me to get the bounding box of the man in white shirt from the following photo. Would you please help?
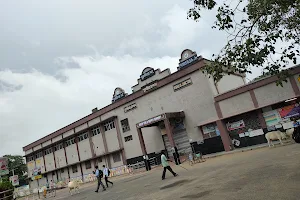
[103,165,113,187]
[95,165,106,193]
[161,150,178,180]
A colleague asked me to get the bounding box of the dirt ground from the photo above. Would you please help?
[44,143,300,200]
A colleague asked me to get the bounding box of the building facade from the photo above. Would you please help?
[23,49,300,189]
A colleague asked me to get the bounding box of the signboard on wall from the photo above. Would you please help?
[263,110,281,127]
[178,49,199,70]
[140,67,155,81]
[0,157,9,176]
[142,82,158,93]
[124,103,137,113]
[173,78,193,92]
[10,175,19,186]
[278,104,300,119]
[112,87,127,103]
[202,124,216,134]
[137,114,165,128]
[227,120,245,131]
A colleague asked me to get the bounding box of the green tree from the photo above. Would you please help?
[188,0,300,85]
[3,155,27,185]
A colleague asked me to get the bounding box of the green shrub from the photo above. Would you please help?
[0,178,14,200]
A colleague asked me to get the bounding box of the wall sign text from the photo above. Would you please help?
[173,78,193,91]
[112,87,127,103]
[137,115,165,128]
[124,103,137,113]
[143,82,158,93]
[227,120,245,131]
[178,54,198,70]
[140,67,155,81]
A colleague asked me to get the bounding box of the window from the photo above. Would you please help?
[124,135,133,142]
[61,168,64,173]
[44,148,52,155]
[104,120,115,131]
[92,126,101,136]
[65,138,75,147]
[85,161,92,169]
[72,165,78,173]
[121,118,130,132]
[27,156,34,162]
[54,143,63,151]
[52,171,55,176]
[112,152,121,163]
[98,157,102,163]
[78,132,89,142]
[35,152,43,159]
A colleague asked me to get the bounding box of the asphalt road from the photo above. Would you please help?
[49,142,300,200]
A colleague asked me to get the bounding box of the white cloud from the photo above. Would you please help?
[0,55,179,155]
[0,2,265,156]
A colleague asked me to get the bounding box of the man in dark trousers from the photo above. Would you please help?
[161,150,178,180]
[103,165,113,187]
[94,165,106,193]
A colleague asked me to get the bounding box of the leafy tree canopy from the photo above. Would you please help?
[188,0,300,85]
[3,155,27,183]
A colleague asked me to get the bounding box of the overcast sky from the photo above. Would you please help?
[0,0,263,156]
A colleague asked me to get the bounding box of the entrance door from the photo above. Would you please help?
[162,129,191,157]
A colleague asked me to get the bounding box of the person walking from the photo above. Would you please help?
[161,150,178,180]
[49,180,56,197]
[103,165,113,187]
[95,165,106,193]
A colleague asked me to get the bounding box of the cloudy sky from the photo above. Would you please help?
[0,0,263,156]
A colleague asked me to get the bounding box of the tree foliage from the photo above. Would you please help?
[188,0,300,85]
[3,155,27,184]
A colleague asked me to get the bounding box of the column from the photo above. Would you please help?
[164,118,176,147]
[216,120,232,152]
[87,129,96,158]
[289,76,300,96]
[100,125,111,168]
[257,109,267,129]
[137,128,147,155]
[75,135,83,180]
[114,117,127,165]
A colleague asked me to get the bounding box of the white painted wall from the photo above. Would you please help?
[142,127,165,154]
[219,92,255,118]
[105,129,120,152]
[65,145,79,165]
[92,134,106,156]
[44,154,55,172]
[75,123,88,133]
[254,81,295,107]
[109,153,123,168]
[217,74,245,94]
[78,139,93,161]
[69,164,81,180]
[54,149,67,168]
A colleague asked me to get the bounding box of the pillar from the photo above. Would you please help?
[75,135,83,180]
[164,118,176,147]
[216,120,232,152]
[289,76,300,96]
[87,129,96,158]
[257,109,267,129]
[137,128,147,155]
[114,117,127,165]
[100,125,111,168]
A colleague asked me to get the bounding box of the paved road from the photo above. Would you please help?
[50,143,300,200]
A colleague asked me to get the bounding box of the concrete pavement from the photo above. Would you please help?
[47,143,300,200]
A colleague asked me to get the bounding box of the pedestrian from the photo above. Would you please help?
[161,150,178,180]
[94,165,106,193]
[188,152,194,166]
[49,180,56,197]
[103,165,113,187]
